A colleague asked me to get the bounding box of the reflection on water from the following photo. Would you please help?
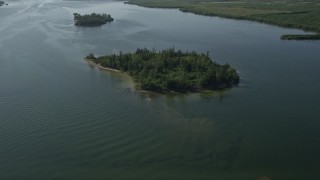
[0,0,320,179]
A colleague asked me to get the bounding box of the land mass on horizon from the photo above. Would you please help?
[126,0,320,40]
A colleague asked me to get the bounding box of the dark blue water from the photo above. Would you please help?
[0,0,320,179]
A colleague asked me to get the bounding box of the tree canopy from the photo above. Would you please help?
[86,48,239,92]
[73,13,114,27]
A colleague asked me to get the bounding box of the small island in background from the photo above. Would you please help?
[86,48,239,93]
[281,34,320,40]
[0,1,7,6]
[73,13,114,27]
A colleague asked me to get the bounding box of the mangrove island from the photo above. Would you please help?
[86,48,239,93]
[73,13,114,27]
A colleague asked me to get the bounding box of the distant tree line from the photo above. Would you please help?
[281,34,320,40]
[86,48,239,92]
[127,0,320,38]
[73,13,114,27]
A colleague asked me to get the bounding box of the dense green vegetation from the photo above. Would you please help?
[86,48,239,92]
[73,13,114,27]
[126,0,320,37]
[281,34,320,40]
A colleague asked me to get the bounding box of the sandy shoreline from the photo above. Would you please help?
[84,58,121,73]
[84,58,159,95]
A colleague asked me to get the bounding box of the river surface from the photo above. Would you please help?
[0,0,320,179]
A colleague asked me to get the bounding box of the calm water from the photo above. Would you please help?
[0,0,320,179]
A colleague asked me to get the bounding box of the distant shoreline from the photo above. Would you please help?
[281,34,320,40]
[125,0,320,40]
